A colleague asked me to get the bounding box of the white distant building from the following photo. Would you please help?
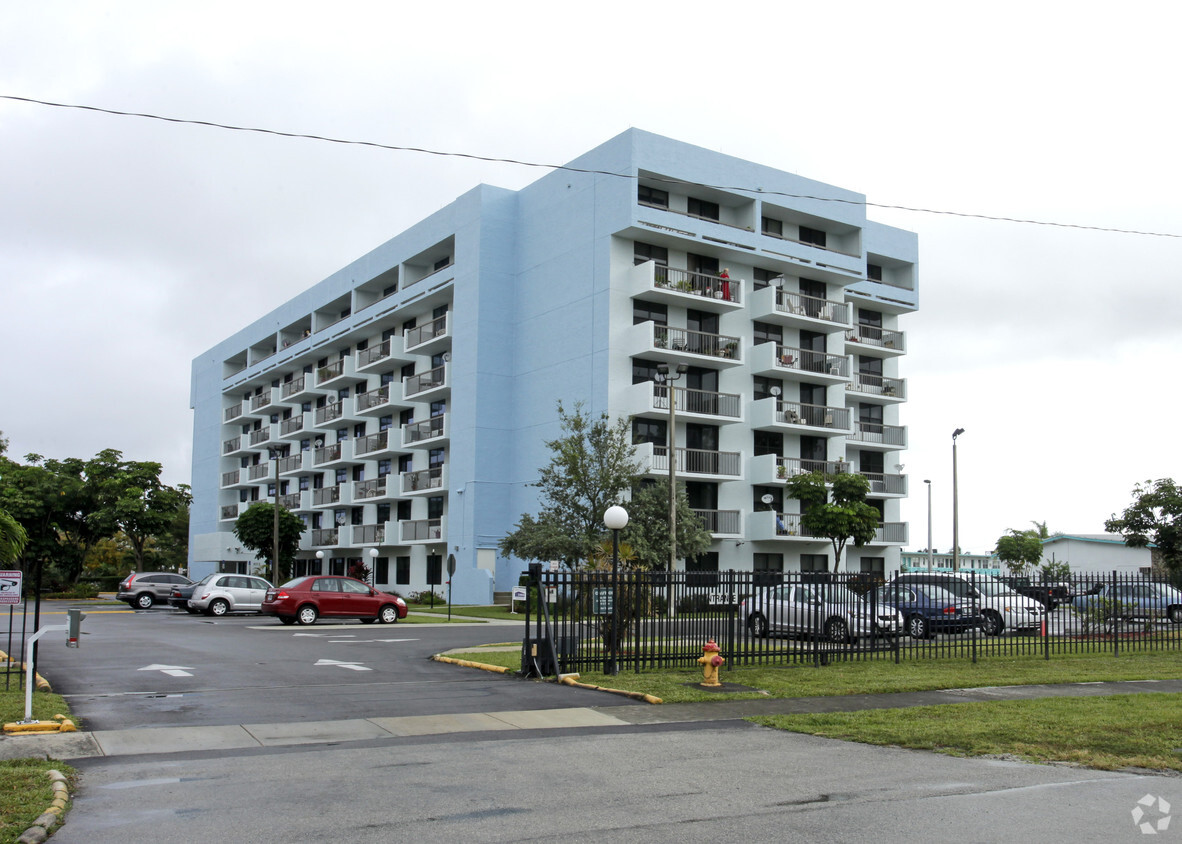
[1041,533,1153,575]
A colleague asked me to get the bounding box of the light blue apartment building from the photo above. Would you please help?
[189,129,919,603]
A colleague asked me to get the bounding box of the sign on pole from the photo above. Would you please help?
[0,570,22,606]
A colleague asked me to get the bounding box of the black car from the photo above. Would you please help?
[169,581,203,613]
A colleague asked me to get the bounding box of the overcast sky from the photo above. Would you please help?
[3,2,1179,558]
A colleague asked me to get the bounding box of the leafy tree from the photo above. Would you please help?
[620,480,713,571]
[115,480,192,571]
[233,502,307,581]
[784,472,879,572]
[1106,478,1182,572]
[1039,554,1071,582]
[994,528,1045,576]
[0,509,27,566]
[500,402,644,569]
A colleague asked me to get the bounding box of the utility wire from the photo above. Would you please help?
[3,94,1179,240]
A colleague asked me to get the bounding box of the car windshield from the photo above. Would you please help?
[920,585,962,603]
[818,585,869,605]
[195,573,216,586]
[976,579,1022,598]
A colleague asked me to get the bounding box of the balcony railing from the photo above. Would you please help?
[354,524,385,544]
[690,509,742,534]
[404,416,446,444]
[847,324,904,351]
[280,415,305,436]
[653,385,742,419]
[250,427,272,447]
[401,518,443,542]
[776,457,850,480]
[776,290,849,324]
[652,446,741,476]
[849,422,906,447]
[281,376,308,399]
[314,402,345,425]
[221,470,240,487]
[357,385,390,412]
[311,528,338,546]
[849,373,906,399]
[775,401,850,430]
[405,365,446,397]
[223,436,241,454]
[403,466,444,493]
[405,314,448,350]
[220,504,239,521]
[278,492,302,509]
[316,359,346,385]
[224,403,243,422]
[250,393,273,412]
[654,326,741,360]
[653,266,741,304]
[875,522,908,543]
[248,463,272,481]
[312,486,341,506]
[357,340,393,369]
[862,472,906,495]
[313,443,342,465]
[774,345,849,378]
[355,431,389,456]
[278,454,303,473]
[354,477,388,500]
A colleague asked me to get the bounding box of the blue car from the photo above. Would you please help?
[876,582,980,639]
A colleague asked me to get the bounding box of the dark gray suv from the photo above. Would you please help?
[117,572,192,609]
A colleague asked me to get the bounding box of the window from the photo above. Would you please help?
[753,268,782,290]
[427,496,444,519]
[633,301,668,326]
[433,256,451,272]
[800,554,828,572]
[761,216,783,237]
[799,225,827,248]
[867,263,883,281]
[428,448,445,468]
[687,198,719,221]
[857,308,883,328]
[426,555,443,586]
[632,358,662,385]
[752,322,782,346]
[632,418,667,446]
[753,486,781,510]
[379,415,393,432]
[335,468,348,485]
[638,185,669,209]
[375,557,389,584]
[633,242,668,267]
[396,556,410,585]
[859,557,885,577]
[377,459,392,477]
[753,377,783,402]
[754,554,784,573]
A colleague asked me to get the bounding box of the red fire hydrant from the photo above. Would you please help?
[697,639,725,687]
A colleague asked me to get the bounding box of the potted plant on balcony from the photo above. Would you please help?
[777,464,787,479]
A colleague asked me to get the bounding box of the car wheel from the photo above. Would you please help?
[296,605,319,625]
[824,617,850,643]
[907,614,929,639]
[278,615,296,625]
[981,610,1003,636]
[1169,606,1182,623]
[359,617,377,624]
[135,593,154,609]
[208,599,230,617]
[747,613,768,638]
[378,605,400,624]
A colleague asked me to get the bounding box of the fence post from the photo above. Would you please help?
[1112,570,1119,658]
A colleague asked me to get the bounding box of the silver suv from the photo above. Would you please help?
[118,572,192,609]
[188,573,272,616]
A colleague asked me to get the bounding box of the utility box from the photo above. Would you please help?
[67,608,86,648]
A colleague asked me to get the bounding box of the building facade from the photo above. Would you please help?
[189,130,919,603]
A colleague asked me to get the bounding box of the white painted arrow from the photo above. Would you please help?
[314,658,371,671]
[138,664,194,677]
[294,632,355,638]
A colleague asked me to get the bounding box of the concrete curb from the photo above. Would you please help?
[431,654,512,674]
[16,768,71,844]
[558,675,663,705]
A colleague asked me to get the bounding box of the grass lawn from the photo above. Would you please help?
[0,688,77,844]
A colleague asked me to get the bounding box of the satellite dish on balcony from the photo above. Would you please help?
[653,372,667,384]
[769,386,782,397]
[761,494,774,505]
[442,352,451,362]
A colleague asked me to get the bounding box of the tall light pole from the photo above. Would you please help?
[268,447,281,585]
[604,505,629,676]
[923,479,933,572]
[655,363,688,573]
[952,428,965,572]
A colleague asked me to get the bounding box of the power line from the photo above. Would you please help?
[3,93,1179,240]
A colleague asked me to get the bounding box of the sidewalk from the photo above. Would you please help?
[5,677,1180,761]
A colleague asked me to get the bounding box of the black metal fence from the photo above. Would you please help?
[520,568,1182,676]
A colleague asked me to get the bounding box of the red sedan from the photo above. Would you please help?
[262,576,408,625]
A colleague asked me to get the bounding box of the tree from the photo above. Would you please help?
[114,480,192,571]
[1105,478,1182,573]
[500,402,644,569]
[233,503,306,582]
[0,509,27,566]
[784,472,879,572]
[994,528,1044,576]
[620,480,713,571]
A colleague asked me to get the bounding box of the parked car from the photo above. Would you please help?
[741,582,902,643]
[261,576,408,625]
[169,580,203,613]
[874,582,980,639]
[890,572,1046,635]
[117,572,193,609]
[1070,583,1182,624]
[188,573,273,616]
[998,576,1072,610]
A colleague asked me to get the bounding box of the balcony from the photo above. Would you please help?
[356,339,411,374]
[249,425,274,449]
[748,285,849,330]
[220,503,242,522]
[654,384,742,421]
[356,384,410,417]
[354,430,398,459]
[404,313,450,355]
[870,522,909,544]
[315,357,355,389]
[311,528,338,546]
[353,523,386,545]
[628,322,743,367]
[353,475,396,504]
[222,436,248,457]
[312,440,352,469]
[277,453,306,476]
[312,401,352,429]
[279,375,321,404]
[403,415,448,447]
[404,365,447,402]
[402,465,445,495]
[221,469,243,488]
[401,517,445,544]
[862,472,907,496]
[628,261,743,312]
[311,485,344,508]
[277,491,306,510]
[749,343,848,383]
[277,412,309,440]
[645,445,742,478]
[243,389,277,418]
[845,325,905,356]
[689,509,742,536]
[848,421,907,450]
[247,462,273,482]
[224,402,244,423]
[775,456,851,481]
[749,398,850,435]
[848,373,906,403]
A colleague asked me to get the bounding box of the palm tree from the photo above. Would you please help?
[0,509,28,566]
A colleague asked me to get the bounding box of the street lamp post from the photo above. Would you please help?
[604,505,629,676]
[655,363,688,573]
[268,447,281,585]
[924,479,933,572]
[951,428,965,572]
[367,547,378,587]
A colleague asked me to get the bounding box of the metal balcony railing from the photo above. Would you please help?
[775,290,849,324]
[652,266,741,304]
[357,385,390,412]
[849,373,906,399]
[357,340,392,368]
[355,431,389,456]
[353,477,388,500]
[849,422,906,447]
[405,314,448,349]
[690,509,742,534]
[863,472,906,495]
[847,324,904,351]
[404,416,446,444]
[401,519,443,541]
[775,401,850,430]
[775,457,850,480]
[403,466,444,493]
[311,528,337,546]
[652,446,742,476]
[774,345,849,378]
[653,326,741,360]
[405,366,446,397]
[653,385,742,419]
[314,402,345,425]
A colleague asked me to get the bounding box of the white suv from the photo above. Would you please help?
[891,572,1046,635]
[188,573,273,616]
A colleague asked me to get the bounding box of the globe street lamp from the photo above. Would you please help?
[367,547,378,587]
[951,428,965,572]
[604,504,629,676]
